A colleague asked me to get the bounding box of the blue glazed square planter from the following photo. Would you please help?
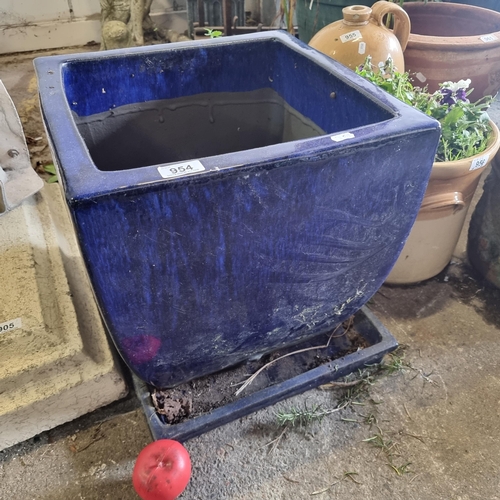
[35,32,439,388]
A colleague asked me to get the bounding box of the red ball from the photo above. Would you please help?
[133,439,191,500]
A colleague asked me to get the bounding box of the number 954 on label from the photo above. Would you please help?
[158,160,206,179]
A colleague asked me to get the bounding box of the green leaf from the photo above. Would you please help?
[441,106,464,127]
[43,163,56,175]
[205,28,222,38]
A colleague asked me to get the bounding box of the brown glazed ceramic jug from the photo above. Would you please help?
[308,1,410,72]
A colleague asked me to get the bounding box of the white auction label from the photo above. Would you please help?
[0,317,22,334]
[331,132,355,142]
[480,34,498,43]
[470,153,490,171]
[358,41,366,55]
[158,160,206,179]
[340,30,362,43]
[415,72,427,83]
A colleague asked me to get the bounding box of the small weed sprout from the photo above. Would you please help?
[389,462,413,476]
[363,432,394,454]
[276,403,348,427]
[205,28,222,38]
[381,351,410,374]
[360,412,378,427]
[43,164,58,183]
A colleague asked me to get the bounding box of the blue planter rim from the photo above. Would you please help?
[35,31,438,204]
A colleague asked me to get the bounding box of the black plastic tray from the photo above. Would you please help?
[133,306,397,442]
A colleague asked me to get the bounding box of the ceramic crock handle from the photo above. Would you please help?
[370,1,411,52]
[421,192,465,211]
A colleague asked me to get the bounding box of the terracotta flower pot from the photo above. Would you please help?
[400,2,500,101]
[443,0,500,12]
[386,120,500,285]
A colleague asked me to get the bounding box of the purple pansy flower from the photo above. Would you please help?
[440,79,471,106]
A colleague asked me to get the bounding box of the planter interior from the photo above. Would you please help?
[403,2,500,99]
[35,32,440,388]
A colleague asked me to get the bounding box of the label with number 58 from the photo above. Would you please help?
[480,34,498,43]
[470,153,490,171]
[158,160,206,179]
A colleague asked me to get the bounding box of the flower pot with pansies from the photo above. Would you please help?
[357,57,500,284]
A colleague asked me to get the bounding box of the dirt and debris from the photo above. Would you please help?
[150,318,370,425]
[151,389,193,424]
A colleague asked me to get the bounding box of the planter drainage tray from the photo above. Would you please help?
[133,306,397,442]
[35,31,438,390]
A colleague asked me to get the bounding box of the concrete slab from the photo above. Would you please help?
[0,183,127,450]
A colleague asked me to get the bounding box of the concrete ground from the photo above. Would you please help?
[1,47,500,500]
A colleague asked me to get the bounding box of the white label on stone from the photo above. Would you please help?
[331,132,355,142]
[0,318,22,334]
[470,153,490,171]
[415,72,427,83]
[358,42,366,55]
[158,160,206,179]
[480,34,498,43]
[340,30,362,43]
